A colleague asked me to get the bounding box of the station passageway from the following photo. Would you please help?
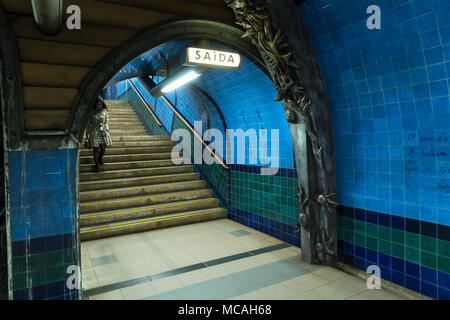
[0,0,448,302]
[81,219,405,300]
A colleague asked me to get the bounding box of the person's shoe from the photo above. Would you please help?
[99,158,104,165]
[92,164,100,172]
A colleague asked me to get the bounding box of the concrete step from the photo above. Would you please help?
[79,152,173,164]
[108,110,136,115]
[80,208,227,241]
[111,136,175,143]
[80,145,174,156]
[80,172,200,191]
[106,140,175,148]
[109,129,149,135]
[108,115,140,121]
[80,188,214,213]
[79,198,220,227]
[108,121,143,127]
[79,159,178,173]
[80,180,207,202]
[79,165,194,182]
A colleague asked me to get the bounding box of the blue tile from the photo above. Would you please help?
[438,286,450,300]
[391,270,405,286]
[405,276,421,292]
[392,257,405,273]
[421,266,437,284]
[421,281,438,299]
[406,261,420,277]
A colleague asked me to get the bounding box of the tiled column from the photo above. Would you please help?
[7,149,79,300]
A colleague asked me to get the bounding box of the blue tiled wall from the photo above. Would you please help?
[8,149,79,300]
[298,0,450,298]
[197,55,294,168]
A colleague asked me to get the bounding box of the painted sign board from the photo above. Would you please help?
[184,47,241,69]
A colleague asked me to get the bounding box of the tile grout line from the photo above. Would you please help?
[83,242,291,298]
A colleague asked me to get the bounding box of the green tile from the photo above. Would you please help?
[367,236,378,251]
[391,229,405,245]
[405,246,421,264]
[437,240,450,257]
[421,235,437,254]
[12,256,27,274]
[421,251,437,269]
[378,226,391,241]
[12,272,28,291]
[378,240,391,255]
[346,219,355,232]
[405,232,420,248]
[438,255,450,273]
[391,243,405,259]
[30,265,68,287]
[354,220,366,234]
[367,223,378,237]
[345,230,355,243]
[354,232,366,247]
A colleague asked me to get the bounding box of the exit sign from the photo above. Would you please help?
[185,47,241,69]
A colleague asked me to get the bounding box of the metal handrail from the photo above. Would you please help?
[127,79,163,127]
[160,95,229,170]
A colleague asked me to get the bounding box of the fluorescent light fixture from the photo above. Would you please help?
[150,68,203,98]
[161,70,201,93]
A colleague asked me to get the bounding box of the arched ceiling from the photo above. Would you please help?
[107,40,294,168]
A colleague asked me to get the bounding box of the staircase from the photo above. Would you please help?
[79,100,227,241]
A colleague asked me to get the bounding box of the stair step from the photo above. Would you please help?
[79,165,194,181]
[108,116,140,121]
[80,172,200,191]
[80,188,213,213]
[107,141,175,148]
[80,208,227,241]
[111,136,175,143]
[79,159,177,173]
[109,121,143,127]
[109,130,149,135]
[79,152,173,164]
[79,198,220,227]
[80,145,174,156]
[108,110,136,115]
[80,180,206,202]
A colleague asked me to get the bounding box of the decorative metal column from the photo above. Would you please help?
[225,0,337,265]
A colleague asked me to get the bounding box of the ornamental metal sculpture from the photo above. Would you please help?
[225,0,337,265]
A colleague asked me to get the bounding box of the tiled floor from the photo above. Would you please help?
[81,219,407,300]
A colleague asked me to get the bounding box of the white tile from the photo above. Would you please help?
[283,273,331,293]
[90,289,125,300]
[257,283,300,300]
[331,275,371,294]
[82,277,99,291]
[312,283,357,300]
[96,272,129,286]
[312,266,349,282]
[348,289,405,300]
[151,277,184,294]
[121,282,156,300]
